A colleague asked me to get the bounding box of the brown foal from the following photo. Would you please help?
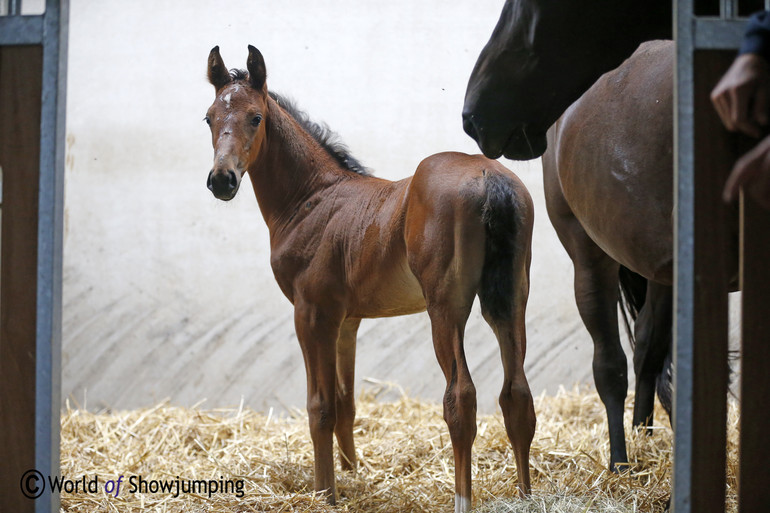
[204,45,536,512]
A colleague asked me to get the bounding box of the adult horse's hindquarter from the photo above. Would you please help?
[204,45,536,513]
[548,40,674,284]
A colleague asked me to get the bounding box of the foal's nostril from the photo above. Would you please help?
[208,169,238,198]
[227,170,237,189]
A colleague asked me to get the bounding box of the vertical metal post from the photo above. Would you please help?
[35,0,69,513]
[673,2,696,511]
[36,1,67,512]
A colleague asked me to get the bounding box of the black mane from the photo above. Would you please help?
[269,91,370,176]
[229,69,370,176]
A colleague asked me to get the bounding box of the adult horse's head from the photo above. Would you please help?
[205,45,268,201]
[462,0,671,160]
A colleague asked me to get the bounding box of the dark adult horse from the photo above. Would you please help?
[204,46,537,513]
[462,0,671,160]
[462,1,677,473]
[544,40,676,471]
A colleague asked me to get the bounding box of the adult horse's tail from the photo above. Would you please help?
[478,172,524,321]
[618,266,646,345]
[617,267,674,417]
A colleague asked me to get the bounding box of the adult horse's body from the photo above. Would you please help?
[204,46,536,513]
[462,0,671,160]
[461,0,679,472]
[543,40,675,471]
[544,38,739,470]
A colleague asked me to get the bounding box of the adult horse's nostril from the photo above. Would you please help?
[462,112,479,142]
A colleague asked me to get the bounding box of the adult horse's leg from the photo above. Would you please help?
[631,282,672,431]
[294,299,343,503]
[543,156,629,471]
[335,318,360,471]
[573,240,629,471]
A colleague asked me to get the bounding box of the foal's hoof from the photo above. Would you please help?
[454,494,472,513]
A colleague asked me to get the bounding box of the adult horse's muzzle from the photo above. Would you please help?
[207,167,241,201]
[462,111,547,161]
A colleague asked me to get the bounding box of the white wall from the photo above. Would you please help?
[62,0,601,413]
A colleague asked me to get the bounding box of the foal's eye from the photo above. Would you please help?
[251,115,263,127]
[204,116,211,126]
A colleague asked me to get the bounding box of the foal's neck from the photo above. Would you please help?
[248,95,351,231]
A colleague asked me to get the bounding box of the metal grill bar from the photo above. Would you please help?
[6,0,21,16]
[695,18,745,48]
[720,0,737,18]
[0,15,44,44]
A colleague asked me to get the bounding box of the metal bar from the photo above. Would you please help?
[673,4,696,513]
[34,1,67,512]
[719,0,736,19]
[0,15,44,45]
[694,18,745,49]
[7,0,21,16]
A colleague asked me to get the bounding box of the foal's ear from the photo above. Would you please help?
[208,46,231,91]
[247,45,267,90]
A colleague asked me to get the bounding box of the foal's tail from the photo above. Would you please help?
[478,171,524,321]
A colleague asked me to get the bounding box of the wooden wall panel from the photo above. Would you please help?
[738,195,770,512]
[0,44,43,513]
[686,49,739,513]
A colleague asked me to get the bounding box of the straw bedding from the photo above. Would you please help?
[60,384,739,512]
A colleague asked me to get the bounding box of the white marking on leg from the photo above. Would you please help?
[455,494,471,513]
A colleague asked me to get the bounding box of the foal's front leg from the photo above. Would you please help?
[335,318,361,471]
[294,299,343,503]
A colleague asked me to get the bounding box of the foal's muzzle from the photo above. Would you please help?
[207,169,239,201]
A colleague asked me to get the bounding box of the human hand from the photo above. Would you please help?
[724,133,770,209]
[711,53,770,138]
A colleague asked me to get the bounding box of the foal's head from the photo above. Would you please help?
[205,45,268,201]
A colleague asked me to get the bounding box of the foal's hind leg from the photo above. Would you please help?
[409,222,484,513]
[632,283,672,432]
[335,318,360,471]
[426,297,478,513]
[481,262,536,496]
